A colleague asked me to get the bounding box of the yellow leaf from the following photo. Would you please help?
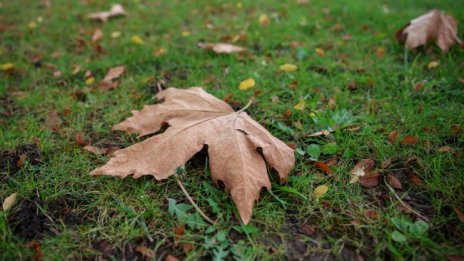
[181,31,190,37]
[314,185,328,198]
[1,63,14,71]
[154,47,167,57]
[294,100,305,110]
[111,31,121,38]
[428,61,439,70]
[236,2,243,8]
[239,78,255,90]
[28,21,37,29]
[280,63,298,72]
[85,77,95,85]
[131,35,144,45]
[2,193,17,211]
[259,14,270,26]
[315,48,325,57]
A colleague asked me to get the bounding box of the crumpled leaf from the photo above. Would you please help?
[88,4,127,23]
[198,43,245,54]
[91,87,295,224]
[396,9,462,52]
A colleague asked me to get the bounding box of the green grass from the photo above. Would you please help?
[1,0,463,260]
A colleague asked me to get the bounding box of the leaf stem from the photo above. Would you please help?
[385,179,428,221]
[238,99,254,113]
[174,173,215,224]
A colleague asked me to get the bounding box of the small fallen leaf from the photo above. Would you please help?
[183,243,194,253]
[350,159,375,184]
[85,77,95,85]
[301,224,315,235]
[135,246,155,258]
[314,185,328,198]
[83,145,106,155]
[438,146,452,152]
[103,66,125,82]
[198,42,245,54]
[315,161,333,176]
[376,47,386,57]
[293,99,305,110]
[239,78,255,90]
[387,174,403,189]
[308,130,331,137]
[280,63,298,72]
[388,130,399,143]
[427,61,439,70]
[451,124,461,136]
[315,48,325,57]
[1,63,14,71]
[454,208,464,222]
[111,31,121,38]
[165,254,180,261]
[409,173,422,186]
[88,4,127,23]
[364,209,378,219]
[154,47,167,57]
[28,21,37,29]
[359,172,380,188]
[381,158,392,169]
[395,9,462,52]
[259,14,270,26]
[16,154,27,168]
[402,136,418,145]
[92,28,103,42]
[2,193,17,211]
[181,31,190,37]
[131,35,144,45]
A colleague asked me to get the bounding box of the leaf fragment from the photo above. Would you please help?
[387,174,403,189]
[359,172,380,188]
[131,35,144,45]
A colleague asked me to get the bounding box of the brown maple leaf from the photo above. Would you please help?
[396,9,462,52]
[90,87,295,224]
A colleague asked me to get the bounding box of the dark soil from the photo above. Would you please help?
[8,193,89,240]
[0,143,42,177]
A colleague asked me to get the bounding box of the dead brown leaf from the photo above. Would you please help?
[84,145,106,155]
[135,246,155,259]
[350,159,375,184]
[451,124,461,136]
[396,9,462,52]
[99,65,125,90]
[387,174,403,189]
[454,208,464,222]
[364,209,378,219]
[402,136,418,145]
[198,42,245,54]
[359,172,380,188]
[438,146,452,152]
[409,173,423,186]
[388,130,399,144]
[301,224,315,235]
[165,254,180,261]
[88,4,127,23]
[381,158,392,169]
[92,28,103,42]
[90,87,295,224]
[315,161,333,176]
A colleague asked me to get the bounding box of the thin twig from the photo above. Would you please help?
[174,173,215,224]
[385,180,428,221]
[238,99,254,113]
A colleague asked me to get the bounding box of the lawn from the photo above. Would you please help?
[1,0,463,260]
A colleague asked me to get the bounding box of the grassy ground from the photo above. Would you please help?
[1,0,463,260]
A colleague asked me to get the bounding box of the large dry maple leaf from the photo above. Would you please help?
[396,9,462,52]
[90,87,295,224]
